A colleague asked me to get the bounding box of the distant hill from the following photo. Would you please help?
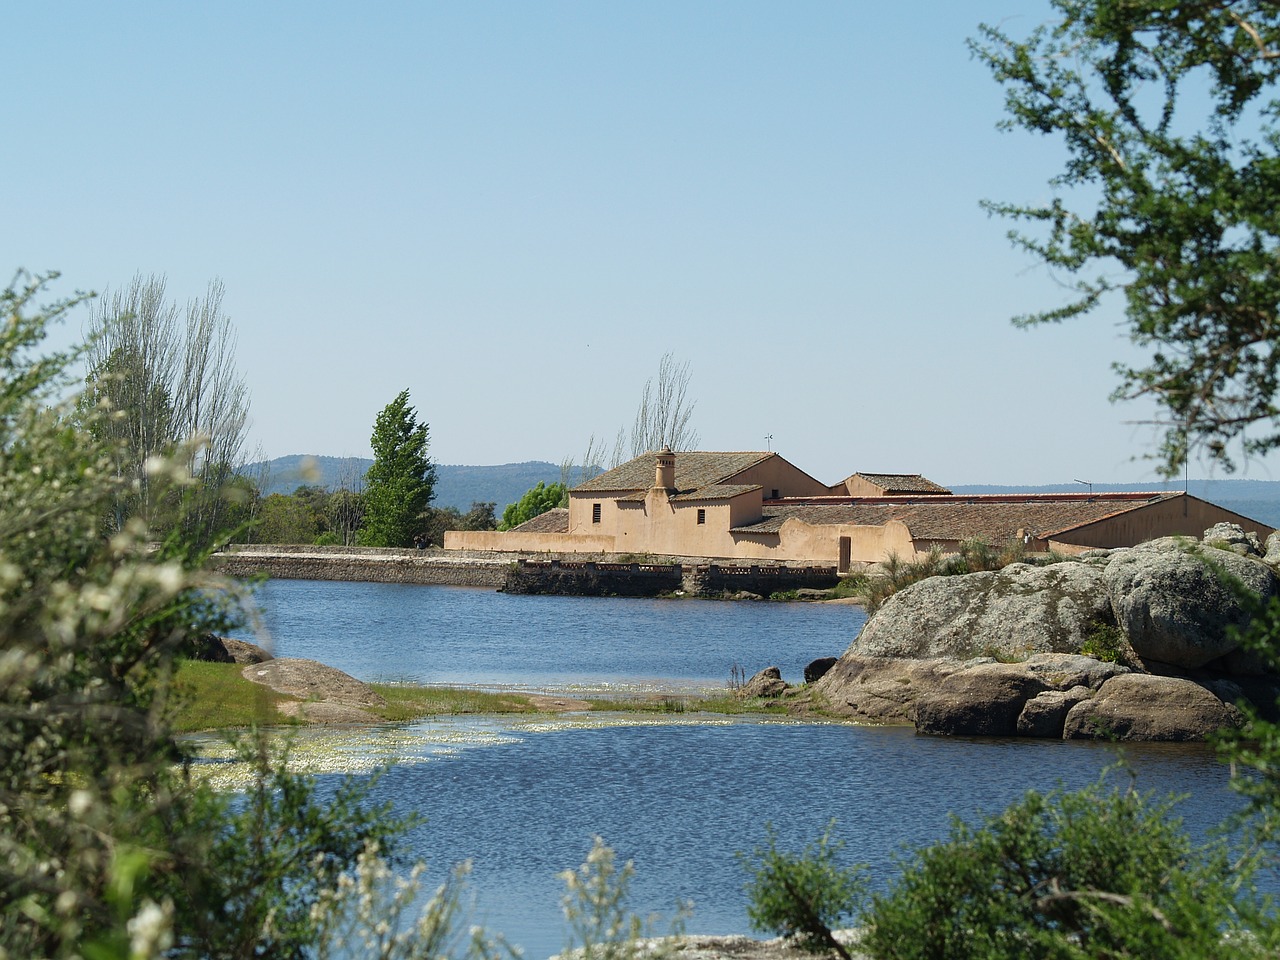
[243,456,562,513]
[950,480,1280,530]
[243,460,1280,530]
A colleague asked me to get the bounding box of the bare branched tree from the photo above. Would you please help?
[628,353,699,456]
[85,274,250,545]
[562,354,701,486]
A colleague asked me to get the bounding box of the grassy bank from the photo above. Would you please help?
[171,660,807,732]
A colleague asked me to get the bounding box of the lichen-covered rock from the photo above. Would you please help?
[741,666,788,698]
[1104,539,1277,669]
[1202,522,1262,557]
[1017,686,1093,738]
[852,562,1113,662]
[1062,674,1243,741]
[1266,531,1280,566]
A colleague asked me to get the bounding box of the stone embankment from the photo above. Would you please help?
[210,545,511,588]
[784,523,1280,742]
[211,545,839,598]
[503,559,839,598]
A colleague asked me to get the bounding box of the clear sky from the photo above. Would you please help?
[7,2,1277,487]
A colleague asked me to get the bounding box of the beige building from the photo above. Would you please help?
[444,449,1273,568]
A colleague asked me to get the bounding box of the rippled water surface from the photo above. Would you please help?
[233,580,1246,959]
[238,578,866,692]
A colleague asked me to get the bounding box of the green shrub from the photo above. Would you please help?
[1081,623,1126,663]
[861,780,1272,960]
[741,823,867,958]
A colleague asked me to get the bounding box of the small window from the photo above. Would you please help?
[771,489,779,499]
[697,508,706,525]
[592,503,602,524]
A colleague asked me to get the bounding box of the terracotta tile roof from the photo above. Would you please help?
[669,484,761,502]
[731,494,1183,541]
[573,451,772,494]
[852,473,951,495]
[507,507,569,534]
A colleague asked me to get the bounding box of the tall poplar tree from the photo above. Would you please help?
[360,389,436,547]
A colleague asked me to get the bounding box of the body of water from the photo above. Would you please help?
[233,580,1249,958]
[236,579,865,692]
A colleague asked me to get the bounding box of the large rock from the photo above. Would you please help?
[803,657,838,684]
[813,653,1124,732]
[1017,686,1093,738]
[1202,522,1262,557]
[812,656,960,724]
[853,562,1114,662]
[914,662,1049,737]
[1063,674,1243,741]
[189,633,273,664]
[1104,539,1277,670]
[741,666,788,698]
[243,658,386,709]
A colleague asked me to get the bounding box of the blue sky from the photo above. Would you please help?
[7,2,1273,486]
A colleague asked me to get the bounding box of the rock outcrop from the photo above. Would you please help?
[1104,538,1275,670]
[814,526,1279,741]
[855,562,1116,661]
[243,658,387,723]
[741,666,788,698]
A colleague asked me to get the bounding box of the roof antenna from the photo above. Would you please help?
[765,434,773,452]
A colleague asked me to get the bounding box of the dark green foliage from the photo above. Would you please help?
[360,389,437,547]
[741,824,866,958]
[972,1,1280,474]
[861,780,1274,959]
[422,501,497,546]
[167,738,416,958]
[499,480,567,530]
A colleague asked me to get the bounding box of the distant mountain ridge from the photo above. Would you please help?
[243,456,561,513]
[244,457,1280,529]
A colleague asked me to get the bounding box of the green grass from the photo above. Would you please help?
[584,692,796,716]
[370,685,545,721]
[173,661,565,731]
[172,661,815,732]
[171,660,297,732]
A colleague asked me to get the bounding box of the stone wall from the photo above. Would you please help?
[502,560,682,597]
[211,546,510,588]
[680,564,840,596]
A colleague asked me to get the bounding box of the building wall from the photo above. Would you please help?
[1048,495,1273,551]
[606,489,759,558]
[838,475,885,497]
[444,530,616,553]
[731,458,830,499]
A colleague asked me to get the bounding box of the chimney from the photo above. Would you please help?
[654,446,676,491]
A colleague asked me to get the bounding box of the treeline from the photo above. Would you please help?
[247,484,497,547]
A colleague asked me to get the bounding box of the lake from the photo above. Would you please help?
[232,580,1248,959]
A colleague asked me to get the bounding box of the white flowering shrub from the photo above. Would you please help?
[559,837,686,960]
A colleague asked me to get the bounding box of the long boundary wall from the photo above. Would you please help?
[210,545,511,588]
[211,545,840,597]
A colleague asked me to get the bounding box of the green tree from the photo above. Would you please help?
[972,2,1280,474]
[499,481,567,531]
[254,491,324,544]
[360,389,437,547]
[422,501,496,547]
